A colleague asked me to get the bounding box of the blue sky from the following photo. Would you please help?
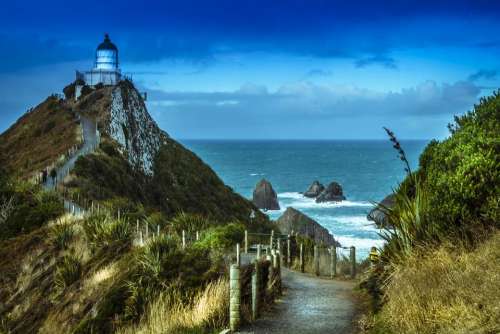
[0,0,499,139]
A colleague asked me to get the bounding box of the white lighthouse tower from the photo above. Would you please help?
[76,34,122,86]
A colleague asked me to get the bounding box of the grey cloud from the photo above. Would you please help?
[468,69,498,81]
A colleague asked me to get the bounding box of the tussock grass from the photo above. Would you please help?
[54,253,82,294]
[371,232,500,334]
[49,221,75,250]
[82,213,131,249]
[118,278,229,334]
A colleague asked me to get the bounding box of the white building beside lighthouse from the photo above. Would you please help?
[76,34,122,86]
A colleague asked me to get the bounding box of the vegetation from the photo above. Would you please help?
[50,221,75,250]
[361,90,500,333]
[0,176,64,240]
[195,223,245,250]
[365,232,500,334]
[53,253,82,294]
[82,213,132,249]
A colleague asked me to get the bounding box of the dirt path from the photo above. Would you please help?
[240,268,357,334]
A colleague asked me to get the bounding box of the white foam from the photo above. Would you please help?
[277,192,303,199]
[335,235,385,250]
[277,192,373,209]
[250,173,266,176]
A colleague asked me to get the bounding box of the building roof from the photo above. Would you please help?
[97,34,118,51]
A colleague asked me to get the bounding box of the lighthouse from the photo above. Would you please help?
[76,34,122,86]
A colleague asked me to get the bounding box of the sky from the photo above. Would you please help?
[0,0,499,139]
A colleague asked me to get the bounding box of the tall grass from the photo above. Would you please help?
[54,253,82,294]
[370,232,500,334]
[118,278,229,334]
[50,221,75,250]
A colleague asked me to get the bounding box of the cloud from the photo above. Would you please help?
[468,69,498,81]
[355,55,397,69]
[146,79,481,139]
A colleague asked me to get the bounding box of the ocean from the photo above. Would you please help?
[181,140,429,259]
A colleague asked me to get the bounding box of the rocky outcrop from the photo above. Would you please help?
[252,179,280,210]
[276,207,338,246]
[304,180,325,198]
[107,81,169,175]
[367,193,395,227]
[316,181,346,203]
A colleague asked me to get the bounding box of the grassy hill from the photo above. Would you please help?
[0,96,81,179]
[0,80,272,333]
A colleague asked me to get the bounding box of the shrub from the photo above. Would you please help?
[195,223,245,250]
[50,222,75,250]
[54,253,82,293]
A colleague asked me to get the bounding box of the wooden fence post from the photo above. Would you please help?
[270,230,274,250]
[182,230,186,249]
[139,231,143,246]
[244,230,248,254]
[236,243,241,267]
[196,231,199,241]
[251,261,259,320]
[350,246,356,279]
[331,246,337,278]
[287,235,291,267]
[256,244,261,260]
[314,246,320,276]
[145,223,149,240]
[157,225,160,237]
[300,243,304,273]
[229,264,241,331]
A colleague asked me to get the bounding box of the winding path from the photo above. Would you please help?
[240,268,357,334]
[43,115,99,216]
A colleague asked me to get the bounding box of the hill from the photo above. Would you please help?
[0,79,272,333]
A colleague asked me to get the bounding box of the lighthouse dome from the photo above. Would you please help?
[94,34,119,70]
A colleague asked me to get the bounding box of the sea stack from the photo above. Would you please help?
[367,193,396,227]
[315,181,346,203]
[276,207,338,246]
[303,180,325,198]
[252,179,280,210]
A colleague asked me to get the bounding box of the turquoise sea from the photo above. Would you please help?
[182,140,428,258]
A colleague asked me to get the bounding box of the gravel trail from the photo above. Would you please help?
[240,268,357,334]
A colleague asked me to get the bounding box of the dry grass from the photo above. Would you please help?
[0,96,80,178]
[118,278,229,334]
[370,231,500,334]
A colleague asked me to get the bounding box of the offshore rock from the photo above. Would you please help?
[304,180,325,198]
[252,179,280,210]
[315,181,346,203]
[276,207,339,246]
[367,193,395,227]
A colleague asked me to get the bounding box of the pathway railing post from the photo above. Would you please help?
[256,244,261,260]
[244,230,248,254]
[350,246,356,279]
[331,246,337,278]
[236,243,241,267]
[251,261,259,320]
[182,230,186,249]
[287,235,291,267]
[229,264,241,331]
[314,245,320,276]
[270,230,274,250]
[300,243,304,273]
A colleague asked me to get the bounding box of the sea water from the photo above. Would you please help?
[181,140,428,259]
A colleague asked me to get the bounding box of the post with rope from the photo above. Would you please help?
[251,258,260,320]
[330,246,337,278]
[314,245,320,276]
[299,243,304,273]
[350,246,356,279]
[229,263,241,331]
[244,230,248,254]
[287,235,291,267]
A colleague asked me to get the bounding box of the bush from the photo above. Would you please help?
[54,253,82,293]
[83,214,132,249]
[195,223,245,250]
